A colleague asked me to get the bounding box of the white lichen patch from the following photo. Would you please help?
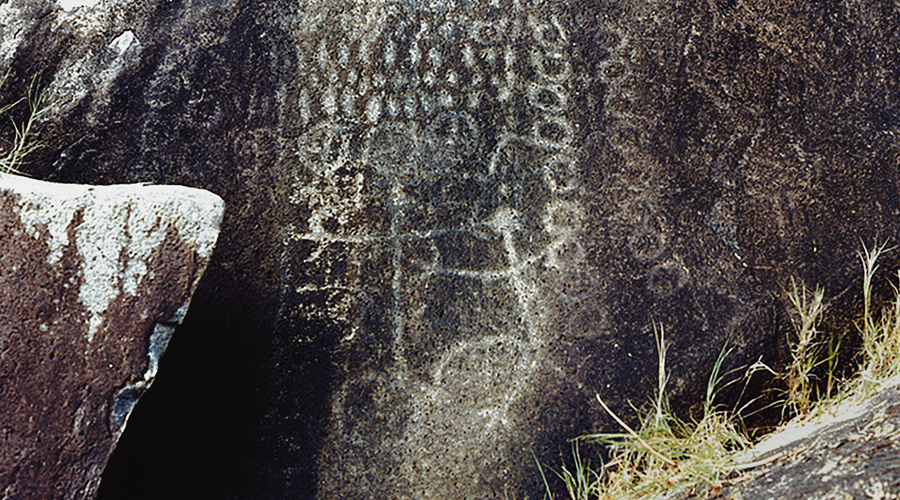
[108,30,137,57]
[1,173,224,341]
[51,0,117,38]
[44,28,142,122]
[57,0,102,12]
[0,3,27,68]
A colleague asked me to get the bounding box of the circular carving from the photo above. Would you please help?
[531,50,572,83]
[542,153,579,193]
[297,122,355,176]
[533,116,575,149]
[527,83,568,115]
[647,261,689,297]
[424,111,480,171]
[363,121,422,185]
[532,21,565,49]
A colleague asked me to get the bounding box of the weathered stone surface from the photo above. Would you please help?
[1,0,898,498]
[0,173,223,499]
[682,379,900,500]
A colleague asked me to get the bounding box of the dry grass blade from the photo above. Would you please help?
[783,277,827,415]
[571,330,748,499]
[539,241,900,500]
[653,321,669,428]
[0,72,48,176]
[853,240,900,395]
[595,393,676,468]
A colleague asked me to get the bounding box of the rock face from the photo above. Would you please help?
[1,0,899,499]
[702,379,900,500]
[0,173,223,499]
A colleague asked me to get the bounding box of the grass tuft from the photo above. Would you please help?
[583,327,748,500]
[782,276,828,416]
[535,324,749,500]
[0,71,48,176]
[852,240,900,396]
[537,240,900,500]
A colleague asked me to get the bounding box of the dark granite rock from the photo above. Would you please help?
[1,0,898,498]
[0,173,223,499]
[686,379,900,500]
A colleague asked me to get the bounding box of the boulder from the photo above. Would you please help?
[0,0,898,499]
[695,378,900,500]
[0,173,223,499]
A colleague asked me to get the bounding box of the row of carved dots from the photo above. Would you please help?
[528,18,583,248]
[294,11,577,125]
[597,16,670,266]
[594,19,652,161]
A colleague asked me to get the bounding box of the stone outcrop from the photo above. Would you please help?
[0,1,898,499]
[0,173,223,499]
[682,379,900,500]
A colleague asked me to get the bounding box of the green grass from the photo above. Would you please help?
[782,276,828,415]
[853,240,900,395]
[537,241,900,500]
[0,71,48,175]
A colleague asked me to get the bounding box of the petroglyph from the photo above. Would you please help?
[276,0,583,496]
[9,0,900,497]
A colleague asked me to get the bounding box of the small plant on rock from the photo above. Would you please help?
[851,240,900,396]
[782,276,830,415]
[537,324,750,500]
[536,240,900,500]
[0,71,49,175]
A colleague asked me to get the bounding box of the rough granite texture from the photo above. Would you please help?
[0,0,898,498]
[0,173,223,499]
[661,379,900,500]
